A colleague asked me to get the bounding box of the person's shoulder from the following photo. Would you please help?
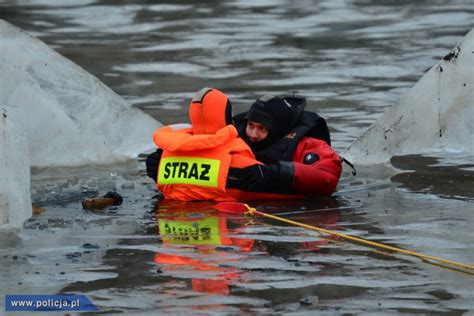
[297,136,336,154]
[299,136,327,144]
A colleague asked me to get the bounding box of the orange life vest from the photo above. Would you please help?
[154,124,258,201]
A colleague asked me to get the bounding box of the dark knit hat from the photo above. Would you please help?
[246,95,292,143]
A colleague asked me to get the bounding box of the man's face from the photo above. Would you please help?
[245,120,269,142]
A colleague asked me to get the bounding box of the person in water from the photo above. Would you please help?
[231,94,342,196]
[146,87,259,201]
[146,88,341,200]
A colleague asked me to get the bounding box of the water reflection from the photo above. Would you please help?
[153,199,343,296]
[155,201,253,296]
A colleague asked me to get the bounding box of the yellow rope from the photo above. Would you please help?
[244,205,474,272]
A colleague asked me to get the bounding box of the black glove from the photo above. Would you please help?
[240,164,280,191]
[146,149,163,183]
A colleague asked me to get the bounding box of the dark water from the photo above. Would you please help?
[1,1,473,314]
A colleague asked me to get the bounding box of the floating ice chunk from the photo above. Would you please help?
[344,28,474,165]
[0,19,161,228]
[0,20,161,168]
[0,105,32,228]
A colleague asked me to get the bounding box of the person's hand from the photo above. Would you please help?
[240,164,280,190]
[146,149,163,183]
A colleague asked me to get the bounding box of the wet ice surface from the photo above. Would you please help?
[1,0,474,314]
[1,163,472,314]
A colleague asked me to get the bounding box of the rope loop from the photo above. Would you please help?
[243,204,256,217]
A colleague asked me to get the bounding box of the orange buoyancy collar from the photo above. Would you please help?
[153,124,248,153]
